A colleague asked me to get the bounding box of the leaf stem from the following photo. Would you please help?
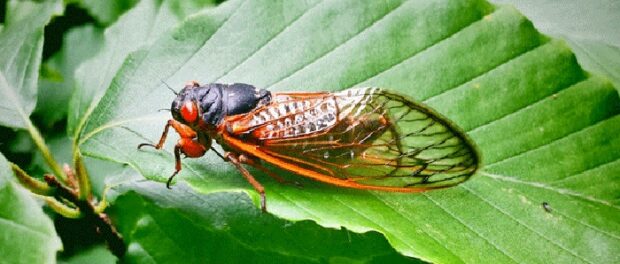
[74,150,92,200]
[94,185,110,214]
[10,162,52,195]
[26,117,66,182]
[44,197,82,219]
[0,72,65,181]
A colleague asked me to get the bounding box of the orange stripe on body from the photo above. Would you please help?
[222,133,442,193]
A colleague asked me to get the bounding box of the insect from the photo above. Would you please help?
[542,202,552,213]
[139,81,479,212]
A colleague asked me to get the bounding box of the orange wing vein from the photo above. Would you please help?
[222,87,479,191]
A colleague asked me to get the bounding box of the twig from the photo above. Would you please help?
[44,175,126,257]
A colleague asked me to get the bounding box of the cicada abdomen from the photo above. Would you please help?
[225,87,479,191]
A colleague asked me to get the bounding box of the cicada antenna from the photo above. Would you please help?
[158,108,171,112]
[161,79,179,95]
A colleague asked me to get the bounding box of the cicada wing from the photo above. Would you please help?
[226,88,479,191]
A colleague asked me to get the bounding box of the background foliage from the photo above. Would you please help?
[0,0,618,263]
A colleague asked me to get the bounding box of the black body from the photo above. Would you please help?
[171,83,272,126]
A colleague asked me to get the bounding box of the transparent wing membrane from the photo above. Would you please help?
[228,88,479,190]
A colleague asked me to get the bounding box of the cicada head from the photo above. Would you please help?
[171,82,225,127]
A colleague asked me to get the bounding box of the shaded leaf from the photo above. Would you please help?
[0,153,62,264]
[79,0,620,263]
[109,181,420,263]
[489,0,619,45]
[490,0,620,89]
[78,0,220,26]
[79,0,139,25]
[58,245,117,264]
[564,39,620,92]
[36,25,104,128]
[4,0,63,25]
[0,0,63,128]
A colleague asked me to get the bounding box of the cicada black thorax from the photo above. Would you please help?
[171,82,272,140]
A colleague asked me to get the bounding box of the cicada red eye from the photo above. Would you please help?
[181,101,198,123]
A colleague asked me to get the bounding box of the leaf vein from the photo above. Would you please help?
[422,193,519,263]
[213,0,326,82]
[371,193,465,263]
[78,0,245,142]
[0,211,50,239]
[485,114,617,168]
[331,195,419,251]
[479,171,618,210]
[461,184,593,263]
[568,39,619,80]
[348,9,515,94]
[467,78,591,134]
[551,155,620,185]
[265,0,407,89]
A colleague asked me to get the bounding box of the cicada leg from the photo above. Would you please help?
[225,152,267,213]
[138,119,197,149]
[166,138,207,188]
[238,155,303,188]
[138,119,206,188]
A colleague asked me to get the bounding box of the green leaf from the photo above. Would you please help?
[564,39,620,93]
[78,0,221,26]
[79,0,620,262]
[36,25,104,128]
[0,0,63,128]
[489,0,620,89]
[69,0,228,138]
[109,181,420,263]
[78,0,139,25]
[0,153,63,264]
[489,0,619,45]
[58,245,117,264]
[3,0,63,25]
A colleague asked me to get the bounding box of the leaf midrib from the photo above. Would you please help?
[479,171,618,209]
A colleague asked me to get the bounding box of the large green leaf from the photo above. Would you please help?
[79,0,620,262]
[68,0,223,137]
[0,153,62,264]
[0,0,62,128]
[108,181,420,263]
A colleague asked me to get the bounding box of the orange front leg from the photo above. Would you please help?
[138,119,207,188]
[167,137,206,188]
[138,119,197,149]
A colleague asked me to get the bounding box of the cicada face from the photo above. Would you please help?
[170,83,199,126]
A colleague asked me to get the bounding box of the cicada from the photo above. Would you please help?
[139,81,479,212]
